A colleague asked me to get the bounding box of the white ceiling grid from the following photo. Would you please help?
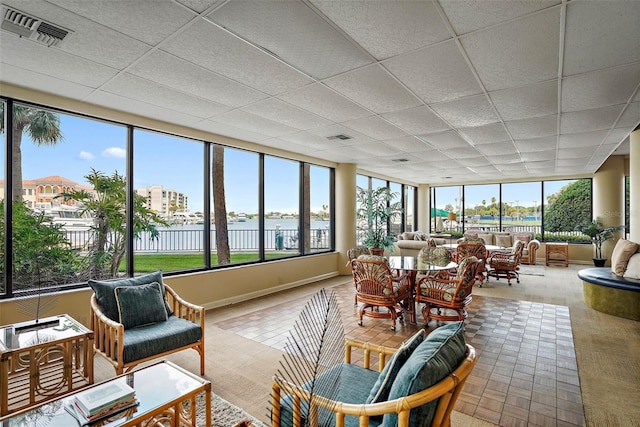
[0,0,638,186]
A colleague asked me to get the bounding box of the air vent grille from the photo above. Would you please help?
[1,7,72,47]
[326,134,352,141]
[391,158,409,163]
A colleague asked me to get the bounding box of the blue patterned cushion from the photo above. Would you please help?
[121,316,202,363]
[89,271,173,322]
[114,282,168,329]
[366,329,425,403]
[383,322,466,427]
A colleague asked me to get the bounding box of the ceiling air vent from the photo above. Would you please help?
[326,134,352,141]
[391,158,409,163]
[1,7,72,47]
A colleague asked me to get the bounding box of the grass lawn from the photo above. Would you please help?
[123,252,299,272]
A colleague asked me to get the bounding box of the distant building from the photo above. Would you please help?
[0,175,94,208]
[135,185,189,218]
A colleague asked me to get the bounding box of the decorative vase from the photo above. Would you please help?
[593,258,607,267]
[370,248,384,256]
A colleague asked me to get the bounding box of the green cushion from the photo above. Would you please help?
[383,322,467,427]
[366,329,425,403]
[114,282,168,329]
[89,270,173,322]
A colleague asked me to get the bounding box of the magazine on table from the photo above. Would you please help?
[65,398,138,426]
[65,379,137,425]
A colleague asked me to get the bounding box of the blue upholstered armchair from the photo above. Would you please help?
[89,271,205,375]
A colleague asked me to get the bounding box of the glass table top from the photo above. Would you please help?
[0,314,90,353]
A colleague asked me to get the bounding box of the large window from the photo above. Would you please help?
[502,182,542,237]
[463,184,499,231]
[0,98,334,297]
[432,186,463,233]
[544,179,591,241]
[134,129,204,273]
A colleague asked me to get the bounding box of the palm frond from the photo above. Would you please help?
[271,288,344,427]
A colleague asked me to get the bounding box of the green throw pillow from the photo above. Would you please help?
[366,329,425,404]
[89,270,173,322]
[383,322,467,426]
[114,282,168,329]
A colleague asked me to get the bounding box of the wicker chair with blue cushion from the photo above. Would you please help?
[271,321,476,427]
[89,270,205,375]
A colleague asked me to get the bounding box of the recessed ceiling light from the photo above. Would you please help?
[326,134,352,141]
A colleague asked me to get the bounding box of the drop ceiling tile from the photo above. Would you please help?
[412,150,451,162]
[490,80,558,121]
[208,0,373,79]
[381,136,430,153]
[314,149,358,163]
[310,0,450,60]
[514,135,558,152]
[161,19,313,95]
[260,138,313,156]
[279,131,337,150]
[193,120,270,143]
[279,83,372,123]
[88,91,202,127]
[211,110,298,137]
[324,65,422,113]
[382,106,451,135]
[560,104,625,134]
[128,51,267,108]
[616,102,640,129]
[4,0,151,69]
[457,157,492,167]
[441,0,560,35]
[561,63,640,112]
[558,130,609,148]
[459,123,511,145]
[341,116,407,140]
[520,150,556,161]
[461,8,560,91]
[527,160,556,170]
[418,130,469,150]
[492,153,524,165]
[557,146,597,159]
[384,40,483,104]
[430,95,500,128]
[505,115,558,139]
[557,157,590,167]
[603,128,633,148]
[0,35,117,87]
[593,143,619,158]
[241,98,331,130]
[476,142,518,156]
[0,63,96,99]
[102,73,230,118]
[441,146,485,159]
[563,1,640,76]
[50,0,197,45]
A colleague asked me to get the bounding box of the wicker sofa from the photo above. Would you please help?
[89,271,205,375]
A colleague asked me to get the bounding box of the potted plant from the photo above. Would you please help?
[355,186,402,255]
[576,218,625,267]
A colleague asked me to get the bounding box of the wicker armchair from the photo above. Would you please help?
[456,242,487,286]
[416,257,480,325]
[351,257,413,330]
[90,279,205,375]
[271,337,477,427]
[486,240,525,285]
[347,246,372,304]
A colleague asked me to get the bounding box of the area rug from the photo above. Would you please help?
[518,264,545,276]
[195,392,266,427]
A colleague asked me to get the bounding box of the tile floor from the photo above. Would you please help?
[215,281,585,427]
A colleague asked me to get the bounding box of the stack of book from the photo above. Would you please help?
[66,380,138,425]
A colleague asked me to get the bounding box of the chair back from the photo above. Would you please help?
[511,240,525,264]
[350,258,394,295]
[454,256,480,299]
[456,242,486,263]
[418,246,451,266]
[346,246,371,266]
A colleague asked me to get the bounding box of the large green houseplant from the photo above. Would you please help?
[355,186,402,255]
[576,218,625,266]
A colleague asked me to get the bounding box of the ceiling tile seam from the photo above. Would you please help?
[78,13,218,105]
[431,0,513,168]
[300,0,377,63]
[555,0,568,172]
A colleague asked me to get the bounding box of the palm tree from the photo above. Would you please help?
[0,104,63,201]
[212,145,230,265]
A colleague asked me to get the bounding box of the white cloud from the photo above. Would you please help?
[78,151,94,160]
[102,147,126,158]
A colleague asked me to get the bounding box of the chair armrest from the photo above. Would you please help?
[165,285,205,330]
[90,294,125,363]
[344,338,397,371]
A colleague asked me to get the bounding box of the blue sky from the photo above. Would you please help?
[14,114,326,214]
